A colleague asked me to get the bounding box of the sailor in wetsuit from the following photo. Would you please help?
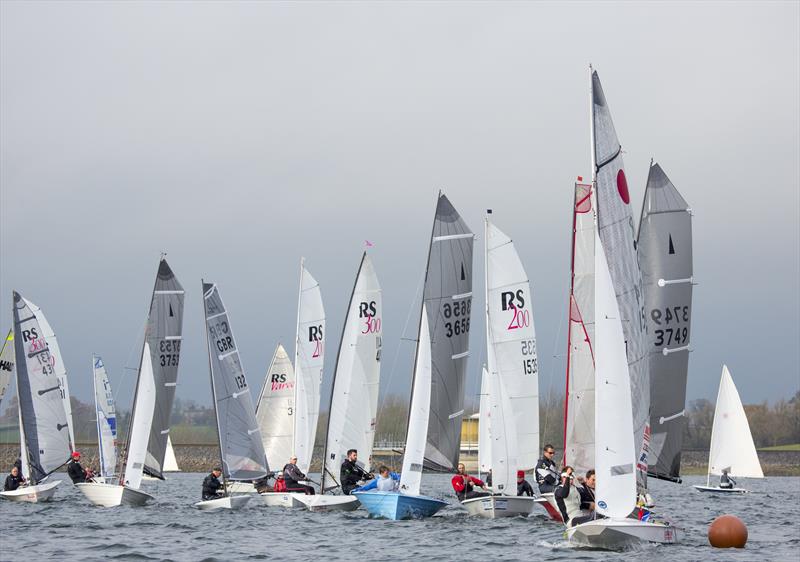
[67,451,90,484]
[535,444,559,493]
[284,456,315,495]
[719,469,737,489]
[4,466,25,491]
[516,470,534,496]
[202,468,224,500]
[340,449,373,495]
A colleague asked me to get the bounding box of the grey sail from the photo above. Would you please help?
[141,259,185,480]
[203,282,269,481]
[420,193,474,471]
[591,70,650,490]
[0,330,14,409]
[637,163,693,483]
[12,292,71,483]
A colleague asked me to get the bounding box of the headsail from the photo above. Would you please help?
[564,180,596,476]
[421,193,474,471]
[638,162,693,482]
[12,293,72,483]
[293,261,325,474]
[321,253,382,492]
[93,355,118,478]
[203,282,268,481]
[163,436,180,472]
[124,342,156,490]
[707,366,763,479]
[0,330,14,409]
[256,344,296,469]
[591,70,650,489]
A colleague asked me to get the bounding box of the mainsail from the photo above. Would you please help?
[591,70,650,488]
[92,355,118,478]
[293,260,325,474]
[485,218,539,483]
[256,344,296,468]
[638,162,693,482]
[202,282,269,481]
[564,180,596,477]
[321,252,382,492]
[0,330,14,409]
[420,193,474,471]
[478,366,491,474]
[12,292,72,483]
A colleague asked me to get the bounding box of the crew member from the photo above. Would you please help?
[354,465,400,493]
[554,466,583,526]
[202,468,224,500]
[340,449,372,495]
[3,466,25,491]
[451,463,490,501]
[67,451,89,484]
[719,469,736,489]
[535,444,559,493]
[516,470,534,497]
[283,456,314,495]
[570,469,599,526]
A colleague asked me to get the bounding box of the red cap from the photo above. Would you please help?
[517,470,525,478]
[71,451,81,459]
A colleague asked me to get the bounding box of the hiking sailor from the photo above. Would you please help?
[535,444,559,493]
[284,456,315,495]
[340,449,372,495]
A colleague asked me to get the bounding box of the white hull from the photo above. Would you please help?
[0,480,60,503]
[567,518,678,549]
[259,492,308,508]
[535,492,563,521]
[195,495,251,511]
[75,482,154,507]
[693,485,749,494]
[294,494,360,512]
[226,481,257,494]
[461,495,536,518]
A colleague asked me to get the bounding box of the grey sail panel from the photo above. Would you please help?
[142,259,185,479]
[0,330,14,409]
[12,293,71,482]
[638,163,692,482]
[422,194,474,471]
[592,70,650,489]
[203,283,269,481]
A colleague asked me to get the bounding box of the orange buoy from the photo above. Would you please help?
[708,514,748,548]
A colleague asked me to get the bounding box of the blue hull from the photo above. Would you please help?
[352,491,448,520]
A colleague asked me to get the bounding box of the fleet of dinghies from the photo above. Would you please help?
[0,68,764,550]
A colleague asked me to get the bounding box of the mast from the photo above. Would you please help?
[13,318,32,483]
[203,281,229,497]
[292,257,304,465]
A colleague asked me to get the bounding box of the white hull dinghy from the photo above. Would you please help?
[567,518,677,548]
[461,495,536,518]
[294,494,360,512]
[259,492,308,508]
[0,480,61,503]
[76,482,153,507]
[195,495,251,511]
[693,485,749,494]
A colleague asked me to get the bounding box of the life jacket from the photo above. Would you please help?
[274,479,287,492]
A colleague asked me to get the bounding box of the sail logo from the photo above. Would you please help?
[270,373,294,392]
[502,290,530,330]
[0,360,13,372]
[22,328,40,343]
[309,325,323,358]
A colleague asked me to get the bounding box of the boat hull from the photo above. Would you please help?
[226,481,257,494]
[195,495,251,511]
[535,492,563,521]
[75,482,154,507]
[693,485,749,494]
[259,492,308,508]
[566,518,678,549]
[294,494,360,512]
[353,491,447,520]
[0,480,60,503]
[461,495,536,518]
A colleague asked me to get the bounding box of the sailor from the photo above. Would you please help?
[340,449,372,495]
[554,466,583,526]
[3,466,26,491]
[202,468,224,500]
[67,451,89,484]
[353,465,400,493]
[273,473,287,493]
[535,444,559,493]
[451,463,490,501]
[516,470,534,497]
[283,456,315,495]
[570,469,600,527]
[719,469,736,489]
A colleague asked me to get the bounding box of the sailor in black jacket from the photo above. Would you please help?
[4,466,25,491]
[67,451,88,484]
[535,444,559,493]
[340,449,372,495]
[202,468,224,500]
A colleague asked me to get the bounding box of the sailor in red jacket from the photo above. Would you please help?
[451,463,491,501]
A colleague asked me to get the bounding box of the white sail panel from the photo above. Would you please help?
[593,233,637,519]
[486,220,539,471]
[486,349,519,495]
[0,330,14,409]
[565,181,596,477]
[708,366,763,479]
[256,344,296,469]
[163,436,180,472]
[478,367,491,473]
[124,342,156,490]
[400,305,432,497]
[322,253,382,491]
[294,262,325,474]
[93,355,117,478]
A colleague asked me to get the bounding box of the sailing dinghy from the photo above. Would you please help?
[89,355,118,484]
[462,216,540,519]
[0,293,71,503]
[77,258,184,507]
[693,366,763,494]
[356,192,472,519]
[299,252,382,512]
[194,282,268,511]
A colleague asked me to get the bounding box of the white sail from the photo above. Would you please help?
[123,342,156,490]
[92,355,117,478]
[163,436,180,472]
[400,305,432,497]
[565,180,596,477]
[593,231,637,519]
[0,330,14,409]
[293,261,325,474]
[485,220,539,471]
[24,299,75,449]
[707,366,763,479]
[486,358,519,495]
[322,253,382,491]
[256,344,296,468]
[478,366,491,473]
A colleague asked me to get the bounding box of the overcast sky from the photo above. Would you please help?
[1,1,798,417]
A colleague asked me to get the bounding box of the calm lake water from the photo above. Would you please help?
[1,473,797,561]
